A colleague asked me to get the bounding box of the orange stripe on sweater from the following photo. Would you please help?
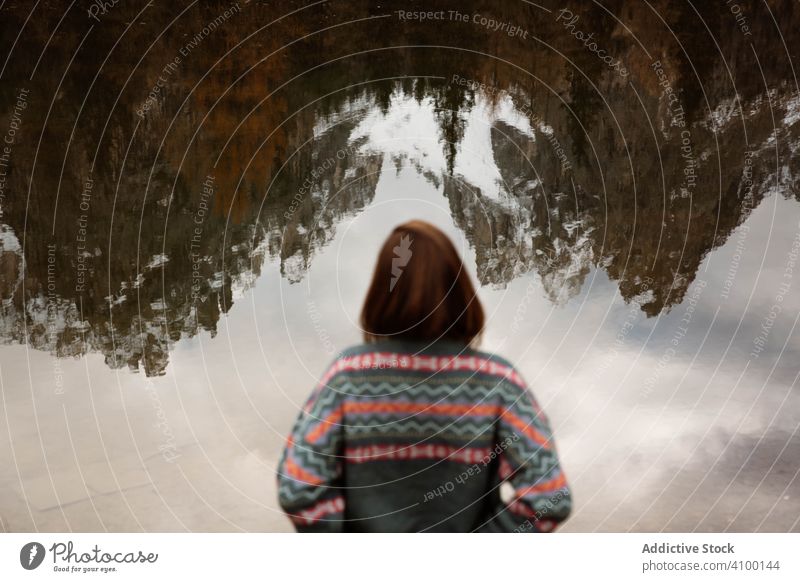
[305,409,344,443]
[499,409,550,448]
[515,472,567,497]
[284,457,324,486]
[307,402,550,449]
[343,401,500,416]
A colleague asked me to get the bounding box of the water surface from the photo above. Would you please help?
[0,0,798,532]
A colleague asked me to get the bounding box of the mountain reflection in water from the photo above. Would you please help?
[0,0,796,374]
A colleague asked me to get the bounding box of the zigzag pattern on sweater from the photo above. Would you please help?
[342,418,494,438]
[301,380,548,439]
[277,344,572,531]
[329,380,544,415]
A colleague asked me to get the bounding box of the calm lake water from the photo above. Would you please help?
[0,0,798,532]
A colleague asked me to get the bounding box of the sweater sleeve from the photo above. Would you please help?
[277,376,345,532]
[481,378,572,533]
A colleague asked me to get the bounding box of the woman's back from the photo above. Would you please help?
[277,220,571,532]
[278,339,571,532]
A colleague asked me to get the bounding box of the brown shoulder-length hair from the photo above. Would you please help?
[360,220,484,346]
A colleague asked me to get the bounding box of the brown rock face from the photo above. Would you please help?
[0,0,797,374]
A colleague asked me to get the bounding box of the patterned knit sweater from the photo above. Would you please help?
[277,339,572,532]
